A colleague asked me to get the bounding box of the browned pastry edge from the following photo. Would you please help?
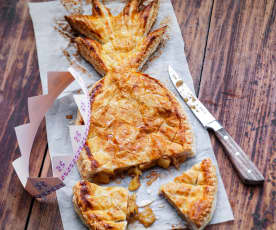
[134,26,167,71]
[74,37,108,76]
[64,0,160,42]
[73,25,167,76]
[65,15,103,42]
[72,180,128,230]
[161,187,217,230]
[75,71,195,182]
[64,0,165,75]
[160,158,218,230]
[73,194,91,229]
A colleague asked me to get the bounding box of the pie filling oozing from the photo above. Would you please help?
[76,71,195,183]
[65,0,167,75]
[66,0,194,183]
[160,158,218,230]
[65,0,202,229]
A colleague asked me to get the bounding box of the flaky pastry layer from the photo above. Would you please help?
[160,158,218,230]
[65,0,166,75]
[76,71,195,182]
[73,180,129,230]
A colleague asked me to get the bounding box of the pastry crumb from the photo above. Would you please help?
[138,206,156,228]
[127,194,138,218]
[66,114,73,119]
[128,167,142,191]
[128,175,141,191]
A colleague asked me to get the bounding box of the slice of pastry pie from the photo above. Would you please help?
[160,158,218,230]
[65,0,167,75]
[73,180,138,230]
[76,71,195,183]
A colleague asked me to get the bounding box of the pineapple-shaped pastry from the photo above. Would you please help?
[66,0,195,186]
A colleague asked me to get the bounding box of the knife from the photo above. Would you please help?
[168,65,264,185]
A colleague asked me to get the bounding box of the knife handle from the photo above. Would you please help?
[214,128,264,185]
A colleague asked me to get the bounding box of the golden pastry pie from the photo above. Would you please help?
[73,180,137,230]
[76,71,195,183]
[160,158,218,230]
[65,0,167,75]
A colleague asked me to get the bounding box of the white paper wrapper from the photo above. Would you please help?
[29,0,234,229]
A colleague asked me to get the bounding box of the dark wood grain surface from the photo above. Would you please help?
[0,0,275,230]
[0,0,48,229]
[199,1,276,229]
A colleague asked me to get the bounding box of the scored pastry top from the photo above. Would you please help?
[76,71,195,181]
[67,0,195,190]
[160,158,218,230]
[73,180,129,230]
[173,157,217,187]
[65,0,167,75]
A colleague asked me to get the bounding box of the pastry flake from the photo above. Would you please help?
[76,71,195,182]
[65,0,167,75]
[160,158,218,230]
[73,180,131,230]
[137,206,156,227]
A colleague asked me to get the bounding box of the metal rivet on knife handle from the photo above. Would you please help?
[213,126,264,185]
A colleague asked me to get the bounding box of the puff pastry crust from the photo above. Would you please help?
[73,180,131,230]
[160,158,218,230]
[65,0,166,75]
[76,71,195,181]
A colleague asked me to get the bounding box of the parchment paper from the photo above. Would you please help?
[29,0,234,229]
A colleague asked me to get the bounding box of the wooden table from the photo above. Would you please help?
[0,0,275,229]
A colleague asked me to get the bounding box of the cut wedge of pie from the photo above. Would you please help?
[76,71,195,183]
[73,180,137,230]
[160,158,218,230]
[65,0,167,75]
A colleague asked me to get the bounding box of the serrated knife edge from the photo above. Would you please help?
[168,65,218,129]
[168,65,264,185]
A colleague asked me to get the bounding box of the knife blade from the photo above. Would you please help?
[168,65,264,185]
